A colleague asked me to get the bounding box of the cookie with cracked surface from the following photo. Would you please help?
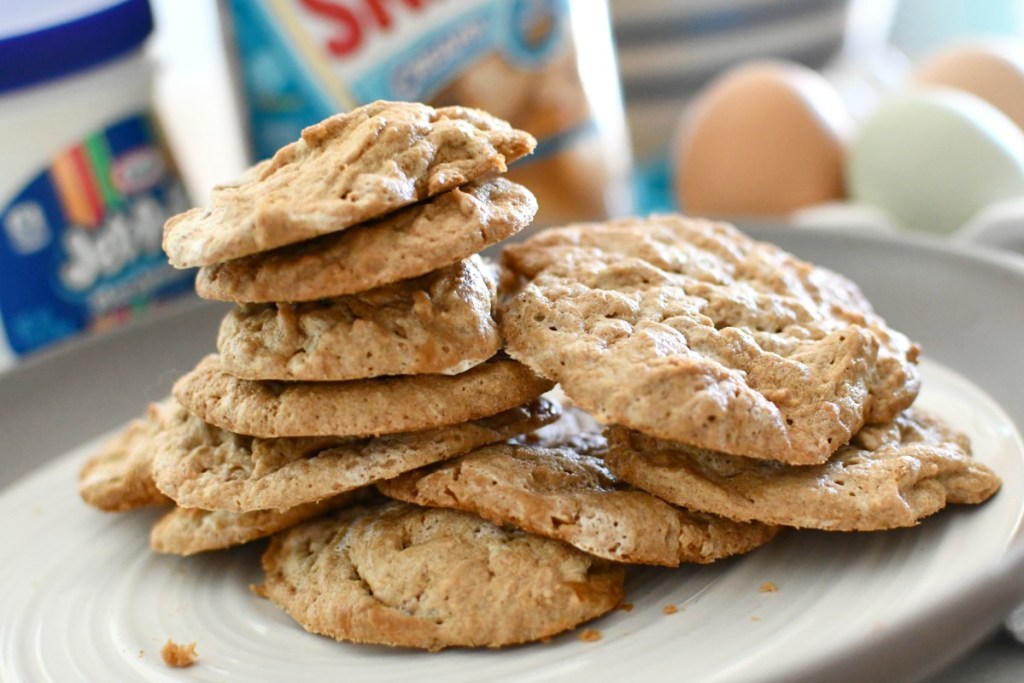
[150,491,362,556]
[500,214,920,465]
[603,408,1001,531]
[217,256,500,381]
[377,435,779,566]
[163,102,535,269]
[260,501,625,650]
[153,399,558,512]
[172,354,554,439]
[78,399,174,512]
[196,177,536,303]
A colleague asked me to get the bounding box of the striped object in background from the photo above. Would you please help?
[611,0,850,163]
[50,132,124,229]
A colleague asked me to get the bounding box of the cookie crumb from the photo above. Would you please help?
[160,639,197,668]
[751,616,761,622]
[617,602,634,612]
[250,582,268,598]
[579,628,602,642]
[663,604,678,615]
[759,582,777,593]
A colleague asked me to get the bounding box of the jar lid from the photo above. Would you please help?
[0,0,153,95]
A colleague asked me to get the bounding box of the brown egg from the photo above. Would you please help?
[674,60,852,217]
[914,41,1024,132]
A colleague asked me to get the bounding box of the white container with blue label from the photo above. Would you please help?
[0,0,194,369]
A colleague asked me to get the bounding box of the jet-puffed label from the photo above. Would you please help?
[0,113,193,357]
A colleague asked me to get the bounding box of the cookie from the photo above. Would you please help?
[78,400,173,512]
[377,435,779,566]
[163,102,536,268]
[261,502,625,650]
[196,177,536,303]
[500,215,920,464]
[150,491,360,556]
[153,399,558,512]
[172,354,553,439]
[217,256,500,381]
[604,408,1002,531]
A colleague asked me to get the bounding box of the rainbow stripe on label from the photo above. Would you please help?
[49,129,123,229]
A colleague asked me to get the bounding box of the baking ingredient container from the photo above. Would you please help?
[0,0,194,368]
[218,0,634,229]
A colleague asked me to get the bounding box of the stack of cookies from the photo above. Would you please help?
[496,214,1002,533]
[79,102,639,648]
[76,103,1003,656]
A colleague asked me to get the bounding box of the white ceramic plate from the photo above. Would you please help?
[4,228,1024,682]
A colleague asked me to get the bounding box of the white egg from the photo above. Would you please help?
[847,87,1024,234]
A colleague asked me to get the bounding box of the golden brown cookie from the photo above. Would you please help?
[172,354,554,438]
[150,491,360,556]
[163,102,536,268]
[217,256,500,381]
[78,400,174,512]
[604,408,1002,531]
[261,502,625,650]
[377,435,778,566]
[500,215,920,464]
[153,399,558,512]
[196,177,536,303]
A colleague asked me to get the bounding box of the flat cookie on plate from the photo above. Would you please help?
[500,215,921,465]
[604,408,1002,531]
[78,399,173,512]
[377,435,779,566]
[196,177,536,303]
[217,256,500,381]
[172,354,554,439]
[163,102,536,268]
[150,491,361,556]
[153,399,558,512]
[261,502,625,650]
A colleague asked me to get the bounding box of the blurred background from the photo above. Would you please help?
[3,0,1024,367]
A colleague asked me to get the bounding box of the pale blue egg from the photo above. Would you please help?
[847,87,1024,234]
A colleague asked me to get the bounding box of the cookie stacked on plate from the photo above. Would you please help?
[376,422,780,567]
[79,102,636,647]
[497,215,1001,532]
